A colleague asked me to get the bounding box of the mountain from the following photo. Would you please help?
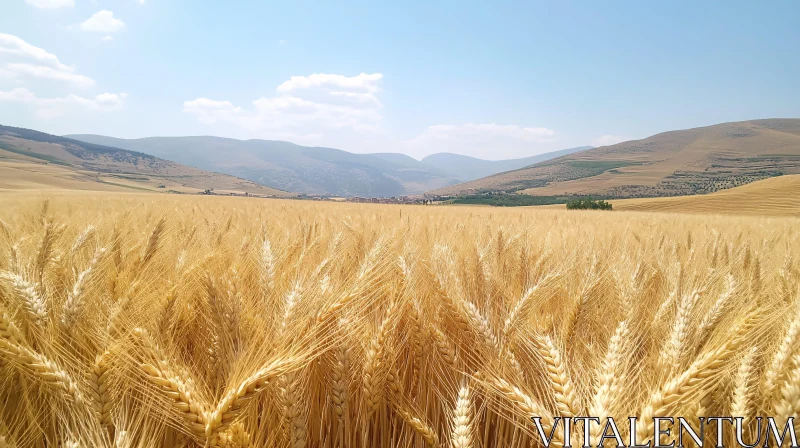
[430,119,800,198]
[421,146,593,182]
[0,124,289,196]
[67,135,461,197]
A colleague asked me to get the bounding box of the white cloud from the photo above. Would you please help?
[0,33,73,72]
[0,88,127,118]
[183,72,384,137]
[25,0,74,9]
[3,63,95,87]
[101,35,115,41]
[0,34,95,87]
[592,135,629,147]
[405,123,557,160]
[279,40,287,44]
[80,10,126,33]
[0,34,125,118]
[277,73,382,92]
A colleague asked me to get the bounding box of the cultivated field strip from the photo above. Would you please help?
[0,192,798,447]
[613,174,800,217]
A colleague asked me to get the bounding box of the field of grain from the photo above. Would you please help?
[613,174,800,216]
[0,191,799,447]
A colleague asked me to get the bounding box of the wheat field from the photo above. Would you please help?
[0,191,798,447]
[613,175,800,217]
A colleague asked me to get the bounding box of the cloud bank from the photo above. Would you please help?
[0,33,126,117]
[183,72,384,140]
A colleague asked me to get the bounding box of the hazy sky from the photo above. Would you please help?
[1,1,799,160]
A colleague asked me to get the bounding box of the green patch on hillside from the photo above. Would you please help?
[451,194,570,207]
[0,140,71,166]
[108,174,151,181]
[95,179,154,191]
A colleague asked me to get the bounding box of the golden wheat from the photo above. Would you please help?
[0,190,798,447]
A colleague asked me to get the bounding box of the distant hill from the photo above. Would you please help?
[421,146,592,182]
[0,124,289,196]
[431,119,800,198]
[68,135,460,197]
[613,174,800,216]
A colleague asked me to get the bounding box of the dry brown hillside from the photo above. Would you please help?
[0,124,292,196]
[431,119,800,198]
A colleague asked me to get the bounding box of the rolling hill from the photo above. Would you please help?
[420,146,592,181]
[68,134,592,197]
[613,174,800,216]
[0,124,290,196]
[67,135,459,197]
[431,119,800,198]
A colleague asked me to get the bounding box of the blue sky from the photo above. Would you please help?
[1,0,798,160]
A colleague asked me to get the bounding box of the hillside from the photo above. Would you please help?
[420,146,592,181]
[431,119,800,198]
[0,125,290,196]
[67,134,591,197]
[612,174,800,216]
[68,135,460,197]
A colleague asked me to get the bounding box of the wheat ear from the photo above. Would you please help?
[331,341,350,421]
[730,347,757,419]
[451,384,473,448]
[279,370,306,448]
[140,361,209,438]
[659,289,701,373]
[590,320,628,445]
[362,299,397,416]
[534,334,580,417]
[206,357,295,436]
[70,225,96,254]
[1,306,83,409]
[774,356,800,422]
[395,404,440,447]
[432,326,458,367]
[139,218,165,270]
[88,350,114,427]
[696,275,736,342]
[637,320,748,443]
[491,377,564,448]
[463,301,498,350]
[763,313,800,402]
[1,272,48,326]
[61,248,105,331]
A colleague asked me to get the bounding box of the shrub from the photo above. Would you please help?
[566,198,613,210]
